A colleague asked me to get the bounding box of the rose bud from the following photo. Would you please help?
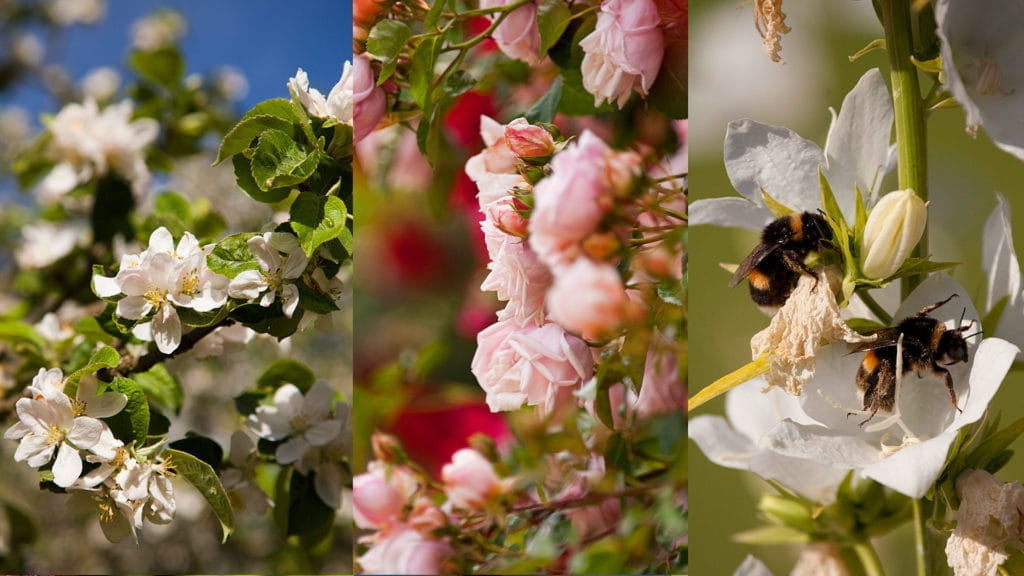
[504,118,556,160]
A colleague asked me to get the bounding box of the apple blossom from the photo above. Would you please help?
[81,66,122,102]
[46,0,106,26]
[247,381,343,465]
[579,0,664,108]
[441,448,513,510]
[480,0,542,65]
[353,461,419,530]
[859,189,927,280]
[471,318,594,413]
[39,98,159,203]
[221,430,271,515]
[131,10,186,51]
[295,401,351,508]
[227,232,308,318]
[690,68,892,230]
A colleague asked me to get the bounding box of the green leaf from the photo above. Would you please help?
[0,319,46,356]
[257,359,315,393]
[167,448,235,543]
[230,302,303,339]
[250,130,320,191]
[537,0,573,54]
[65,345,120,394]
[72,316,116,344]
[424,0,447,29]
[285,469,335,538]
[966,415,1024,471]
[129,48,184,88]
[92,176,135,246]
[274,466,293,535]
[168,435,224,469]
[409,37,439,111]
[104,377,149,446]
[366,20,412,83]
[884,258,960,282]
[232,155,291,204]
[290,193,347,256]
[134,364,183,415]
[525,76,563,124]
[983,294,1009,335]
[176,305,230,328]
[215,114,294,165]
[207,232,259,279]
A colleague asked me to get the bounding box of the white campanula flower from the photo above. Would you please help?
[39,98,158,203]
[93,226,229,354]
[690,68,893,230]
[982,192,1024,355]
[3,368,123,488]
[859,189,927,280]
[935,0,1024,161]
[247,381,343,465]
[227,232,308,318]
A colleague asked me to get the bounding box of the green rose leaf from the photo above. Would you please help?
[538,0,573,54]
[166,448,235,543]
[366,20,412,83]
[250,130,320,192]
[207,232,259,279]
[290,193,347,256]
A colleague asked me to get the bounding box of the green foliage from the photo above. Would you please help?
[206,232,259,278]
[134,364,183,415]
[104,377,150,447]
[256,359,316,393]
[290,193,349,257]
[366,20,412,83]
[166,448,235,543]
[129,48,185,90]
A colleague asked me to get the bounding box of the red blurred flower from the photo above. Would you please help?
[444,91,499,151]
[393,399,513,478]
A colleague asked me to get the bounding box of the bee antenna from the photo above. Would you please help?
[958,306,967,328]
[964,329,984,340]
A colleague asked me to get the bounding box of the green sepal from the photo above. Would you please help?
[166,448,235,543]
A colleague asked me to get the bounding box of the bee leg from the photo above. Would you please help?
[935,366,962,413]
[859,406,880,427]
[916,294,958,317]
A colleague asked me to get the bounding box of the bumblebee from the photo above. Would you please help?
[728,211,833,311]
[850,294,977,425]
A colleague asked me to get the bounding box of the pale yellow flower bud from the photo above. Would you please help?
[860,189,927,280]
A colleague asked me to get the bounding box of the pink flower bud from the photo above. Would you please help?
[441,448,510,510]
[352,462,418,530]
[504,118,555,159]
[353,54,386,144]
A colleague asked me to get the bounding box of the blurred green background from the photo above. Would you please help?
[688,0,1024,574]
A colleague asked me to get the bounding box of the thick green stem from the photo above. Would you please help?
[853,537,888,576]
[880,0,928,299]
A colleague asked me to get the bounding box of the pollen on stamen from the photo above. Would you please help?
[289,414,309,433]
[144,288,166,306]
[179,269,200,296]
[45,424,65,444]
[71,397,87,417]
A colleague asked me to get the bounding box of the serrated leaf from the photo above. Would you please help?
[167,448,235,543]
[257,359,315,392]
[250,130,319,192]
[215,114,294,165]
[104,377,149,446]
[290,193,347,256]
[207,232,259,279]
[134,364,183,414]
[129,48,184,88]
[537,0,573,54]
[366,20,412,83]
[232,154,291,204]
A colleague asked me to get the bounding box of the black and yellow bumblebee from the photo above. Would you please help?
[728,211,833,311]
[849,294,977,425]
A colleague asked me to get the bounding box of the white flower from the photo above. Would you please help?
[15,222,84,269]
[40,98,158,202]
[227,232,308,318]
[935,0,1024,161]
[190,324,256,358]
[733,555,775,576]
[294,404,350,509]
[111,456,176,535]
[763,275,1016,498]
[46,0,106,26]
[982,192,1024,354]
[289,67,347,123]
[81,66,121,102]
[329,64,351,124]
[3,369,123,487]
[221,431,271,515]
[860,189,928,280]
[131,10,186,51]
[690,68,892,230]
[247,381,343,465]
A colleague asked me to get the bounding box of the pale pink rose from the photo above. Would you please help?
[636,339,685,417]
[579,0,665,108]
[480,0,542,65]
[352,461,419,530]
[486,197,529,238]
[441,448,512,510]
[504,117,554,158]
[481,203,552,324]
[466,116,527,207]
[471,319,594,413]
[528,130,615,269]
[356,124,434,192]
[357,524,453,575]
[353,54,386,143]
[547,258,628,341]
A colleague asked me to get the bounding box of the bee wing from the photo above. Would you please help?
[846,327,901,353]
[728,242,780,287]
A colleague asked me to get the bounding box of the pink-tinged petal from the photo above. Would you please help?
[67,416,105,449]
[86,392,128,418]
[303,381,335,421]
[275,435,308,464]
[148,227,175,254]
[15,433,54,466]
[305,418,342,447]
[4,420,30,440]
[52,441,84,487]
[227,270,267,300]
[152,305,181,354]
[116,296,152,320]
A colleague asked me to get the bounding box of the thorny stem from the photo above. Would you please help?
[879,0,928,299]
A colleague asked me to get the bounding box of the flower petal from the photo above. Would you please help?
[53,441,83,487]
[688,197,773,230]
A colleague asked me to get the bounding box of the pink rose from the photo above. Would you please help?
[352,462,419,530]
[481,203,552,324]
[528,130,615,269]
[546,258,629,341]
[480,0,542,65]
[636,336,685,417]
[471,318,594,413]
[357,524,453,575]
[353,54,386,143]
[441,448,512,510]
[466,116,527,207]
[504,117,555,158]
[579,0,665,108]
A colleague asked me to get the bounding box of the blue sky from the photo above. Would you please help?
[7,0,352,113]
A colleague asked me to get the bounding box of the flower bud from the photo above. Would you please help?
[504,118,555,159]
[860,189,927,280]
[441,448,511,510]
